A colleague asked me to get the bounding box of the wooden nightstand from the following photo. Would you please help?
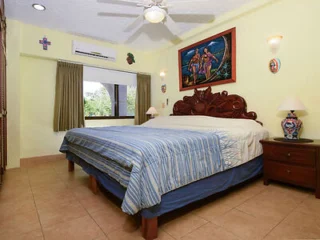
[260,138,320,198]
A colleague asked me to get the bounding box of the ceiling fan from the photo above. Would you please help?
[97,0,214,36]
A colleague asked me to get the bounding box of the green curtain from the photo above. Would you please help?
[53,62,85,132]
[134,73,151,125]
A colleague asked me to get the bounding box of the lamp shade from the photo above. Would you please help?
[146,107,158,115]
[144,6,166,23]
[278,97,306,111]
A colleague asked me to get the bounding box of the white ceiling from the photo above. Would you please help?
[5,0,254,51]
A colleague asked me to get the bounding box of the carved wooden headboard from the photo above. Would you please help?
[172,87,262,125]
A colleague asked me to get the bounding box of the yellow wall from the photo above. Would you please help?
[7,20,21,169]
[19,56,135,159]
[148,0,320,139]
[7,21,150,168]
[7,0,320,168]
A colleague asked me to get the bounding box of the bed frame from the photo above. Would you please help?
[67,87,262,240]
[172,86,262,125]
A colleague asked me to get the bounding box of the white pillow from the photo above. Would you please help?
[142,115,263,131]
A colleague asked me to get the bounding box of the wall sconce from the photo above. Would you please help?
[160,71,166,80]
[267,35,283,53]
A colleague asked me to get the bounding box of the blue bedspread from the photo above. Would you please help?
[60,126,224,215]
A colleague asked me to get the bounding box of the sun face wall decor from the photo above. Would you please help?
[269,58,281,74]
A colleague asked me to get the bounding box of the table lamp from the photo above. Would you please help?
[278,97,306,140]
[146,107,158,119]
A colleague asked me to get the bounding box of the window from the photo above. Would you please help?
[83,66,137,119]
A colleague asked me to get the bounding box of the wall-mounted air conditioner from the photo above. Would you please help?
[72,40,116,62]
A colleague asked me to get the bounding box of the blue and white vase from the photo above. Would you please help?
[281,111,302,140]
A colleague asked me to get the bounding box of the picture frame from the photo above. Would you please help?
[178,27,236,91]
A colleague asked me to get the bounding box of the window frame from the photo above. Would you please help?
[84,84,135,120]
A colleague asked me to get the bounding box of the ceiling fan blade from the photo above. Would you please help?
[163,0,210,7]
[169,14,215,23]
[170,0,209,3]
[98,12,140,18]
[97,0,141,7]
[124,14,145,32]
[164,14,180,36]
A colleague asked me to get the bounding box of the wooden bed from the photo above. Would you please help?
[67,87,263,240]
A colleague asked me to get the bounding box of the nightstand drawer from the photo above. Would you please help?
[264,160,316,188]
[263,145,316,167]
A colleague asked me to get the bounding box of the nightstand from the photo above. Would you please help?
[260,138,320,198]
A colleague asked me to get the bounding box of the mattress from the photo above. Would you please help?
[60,116,269,214]
[142,115,269,168]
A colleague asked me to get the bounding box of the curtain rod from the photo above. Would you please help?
[57,59,149,75]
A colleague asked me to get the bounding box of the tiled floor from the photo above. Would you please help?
[1,158,320,240]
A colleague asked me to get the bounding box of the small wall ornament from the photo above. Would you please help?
[269,58,281,74]
[126,53,135,65]
[39,36,51,50]
[161,84,167,93]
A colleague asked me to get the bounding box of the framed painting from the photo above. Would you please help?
[178,27,236,91]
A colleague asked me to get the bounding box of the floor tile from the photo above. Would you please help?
[192,199,233,223]
[295,194,320,217]
[35,191,78,209]
[263,183,311,203]
[0,185,33,202]
[1,177,30,188]
[37,199,88,227]
[79,195,117,214]
[27,163,55,175]
[43,215,105,240]
[108,228,174,240]
[0,210,41,236]
[59,170,89,188]
[2,162,318,240]
[71,184,98,200]
[182,222,240,240]
[4,168,29,178]
[3,170,29,184]
[31,181,67,193]
[32,182,76,206]
[212,209,277,240]
[0,198,37,221]
[29,173,62,188]
[265,211,320,239]
[160,213,208,239]
[90,206,137,235]
[236,188,301,223]
[0,229,44,240]
[218,183,266,208]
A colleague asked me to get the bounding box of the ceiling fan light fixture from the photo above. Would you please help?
[144,6,166,23]
[32,3,46,11]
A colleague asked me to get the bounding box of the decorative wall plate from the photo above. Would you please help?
[269,58,281,74]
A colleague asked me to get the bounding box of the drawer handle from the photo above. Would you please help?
[287,169,291,174]
[287,153,291,157]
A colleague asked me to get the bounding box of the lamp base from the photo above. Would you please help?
[281,111,302,140]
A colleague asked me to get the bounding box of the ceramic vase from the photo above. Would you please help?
[281,111,302,140]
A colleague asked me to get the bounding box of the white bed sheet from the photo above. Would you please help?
[142,116,269,168]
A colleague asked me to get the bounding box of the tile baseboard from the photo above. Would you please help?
[20,154,66,168]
